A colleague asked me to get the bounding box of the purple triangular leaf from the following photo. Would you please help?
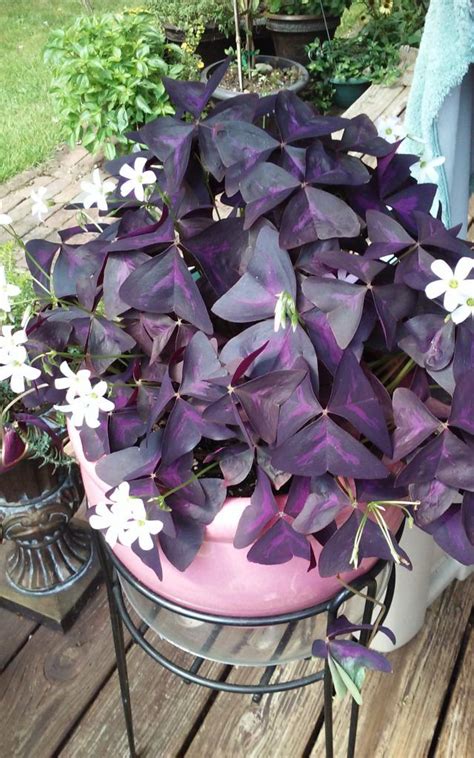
[247,519,311,565]
[329,351,391,455]
[392,388,442,460]
[302,277,367,349]
[119,246,212,333]
[271,416,388,479]
[292,475,352,533]
[279,187,361,248]
[233,467,278,549]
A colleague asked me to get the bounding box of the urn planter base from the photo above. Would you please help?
[0,459,101,631]
[0,520,101,631]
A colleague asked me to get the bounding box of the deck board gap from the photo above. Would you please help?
[301,704,325,758]
[427,607,473,758]
[0,619,40,673]
[52,621,147,758]
[177,664,234,757]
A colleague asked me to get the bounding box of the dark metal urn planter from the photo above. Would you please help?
[330,76,371,109]
[265,14,340,65]
[201,55,309,100]
[0,457,101,630]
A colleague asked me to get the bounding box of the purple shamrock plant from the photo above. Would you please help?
[2,65,473,698]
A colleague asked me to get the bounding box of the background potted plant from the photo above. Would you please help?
[44,9,199,160]
[146,0,238,66]
[202,1,309,98]
[265,0,350,64]
[7,66,474,695]
[306,31,400,109]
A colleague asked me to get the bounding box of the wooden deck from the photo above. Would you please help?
[1,52,474,758]
[0,573,472,757]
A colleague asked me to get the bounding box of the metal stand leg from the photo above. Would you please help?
[346,577,377,758]
[324,658,334,758]
[94,533,137,758]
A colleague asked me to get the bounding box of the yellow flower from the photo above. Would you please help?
[379,0,393,15]
[197,60,204,69]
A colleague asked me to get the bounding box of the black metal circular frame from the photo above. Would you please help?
[95,531,398,758]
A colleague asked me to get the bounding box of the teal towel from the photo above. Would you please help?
[404,0,474,228]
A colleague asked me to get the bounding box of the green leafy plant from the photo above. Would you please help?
[340,1,428,47]
[306,32,400,111]
[147,0,235,35]
[44,10,191,159]
[266,0,350,16]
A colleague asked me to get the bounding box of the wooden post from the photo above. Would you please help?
[232,0,244,91]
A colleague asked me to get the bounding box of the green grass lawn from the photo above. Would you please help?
[0,0,128,184]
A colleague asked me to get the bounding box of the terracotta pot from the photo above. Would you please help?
[201,55,309,100]
[265,13,340,65]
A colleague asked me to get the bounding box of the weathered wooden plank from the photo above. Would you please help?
[0,586,128,757]
[0,609,38,671]
[310,577,474,758]
[435,621,473,758]
[60,634,227,758]
[185,657,325,757]
[342,84,404,123]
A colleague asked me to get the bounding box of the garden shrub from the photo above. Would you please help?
[44,10,193,159]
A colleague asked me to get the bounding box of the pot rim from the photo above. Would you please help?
[265,13,340,22]
[330,76,372,85]
[201,55,309,99]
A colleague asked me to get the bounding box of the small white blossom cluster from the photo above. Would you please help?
[0,326,41,393]
[376,115,446,186]
[0,264,41,394]
[89,482,163,551]
[54,362,115,429]
[425,258,474,324]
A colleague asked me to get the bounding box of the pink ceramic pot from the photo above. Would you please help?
[70,424,402,617]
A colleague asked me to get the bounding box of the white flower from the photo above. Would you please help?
[89,483,142,547]
[89,482,163,550]
[119,157,156,202]
[31,187,49,222]
[54,361,93,402]
[450,293,474,325]
[80,168,115,212]
[120,501,164,550]
[324,269,359,284]
[0,266,20,313]
[0,344,41,393]
[55,380,115,428]
[410,153,445,184]
[274,291,298,333]
[0,203,12,226]
[425,258,474,312]
[0,325,28,359]
[376,115,406,143]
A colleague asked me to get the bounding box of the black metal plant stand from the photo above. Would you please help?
[95,532,397,758]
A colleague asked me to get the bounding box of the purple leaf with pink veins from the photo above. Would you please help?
[212,224,296,323]
[329,351,392,455]
[119,246,212,334]
[392,388,442,460]
[233,468,279,549]
[271,416,388,479]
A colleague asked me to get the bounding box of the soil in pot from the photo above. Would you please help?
[330,77,371,109]
[202,55,309,99]
[266,14,340,65]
